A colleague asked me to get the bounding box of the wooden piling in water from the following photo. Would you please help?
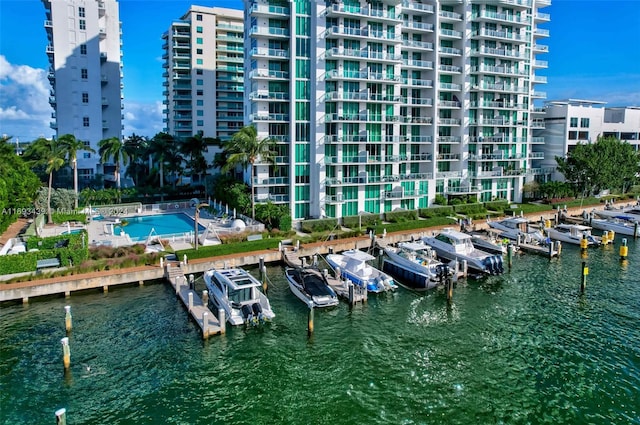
[55,408,67,425]
[620,238,629,262]
[64,306,72,333]
[307,306,314,337]
[507,244,513,269]
[61,337,70,370]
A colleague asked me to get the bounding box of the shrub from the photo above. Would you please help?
[342,213,379,229]
[300,218,339,233]
[453,203,487,215]
[484,200,510,212]
[384,210,418,223]
[418,206,454,218]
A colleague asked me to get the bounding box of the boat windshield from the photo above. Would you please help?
[229,287,253,304]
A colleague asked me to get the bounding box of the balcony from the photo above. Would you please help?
[439,82,462,91]
[325,47,402,62]
[473,47,525,59]
[438,136,461,144]
[250,113,290,122]
[402,39,434,51]
[472,28,526,43]
[474,10,530,25]
[534,28,550,38]
[402,59,434,69]
[439,28,463,39]
[437,153,461,160]
[249,26,290,38]
[438,118,461,126]
[249,3,290,17]
[439,46,463,56]
[326,26,400,42]
[325,69,401,82]
[46,45,55,55]
[249,91,289,101]
[401,0,434,13]
[325,3,402,23]
[250,47,289,59]
[471,64,529,77]
[438,100,461,108]
[529,152,544,159]
[439,10,463,21]
[402,21,434,32]
[250,69,290,80]
[439,64,462,74]
[401,77,433,87]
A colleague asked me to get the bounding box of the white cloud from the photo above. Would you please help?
[0,55,52,140]
[122,100,164,137]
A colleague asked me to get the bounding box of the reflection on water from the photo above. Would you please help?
[1,242,640,424]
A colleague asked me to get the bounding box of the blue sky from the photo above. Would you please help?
[1,0,639,143]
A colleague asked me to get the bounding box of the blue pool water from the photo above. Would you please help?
[61,229,84,235]
[113,213,204,241]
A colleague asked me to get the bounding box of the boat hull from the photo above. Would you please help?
[590,219,639,237]
[382,257,439,290]
[285,268,339,308]
[422,238,504,275]
[325,253,396,293]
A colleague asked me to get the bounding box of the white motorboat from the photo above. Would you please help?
[593,206,640,222]
[546,224,601,246]
[422,228,504,275]
[588,217,639,237]
[382,241,451,290]
[325,250,397,293]
[284,267,339,308]
[468,233,508,255]
[487,217,547,245]
[203,268,275,326]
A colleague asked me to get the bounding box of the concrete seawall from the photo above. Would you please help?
[0,201,619,303]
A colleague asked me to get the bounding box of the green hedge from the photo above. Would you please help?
[418,206,454,218]
[483,200,510,212]
[52,212,87,224]
[342,214,379,229]
[176,238,280,260]
[453,203,487,215]
[384,210,418,223]
[300,218,339,233]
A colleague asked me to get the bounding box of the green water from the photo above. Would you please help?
[1,242,639,424]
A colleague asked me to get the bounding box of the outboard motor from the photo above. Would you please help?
[241,304,254,324]
[495,255,504,274]
[252,303,263,322]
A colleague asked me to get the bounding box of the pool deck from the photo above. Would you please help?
[37,207,253,250]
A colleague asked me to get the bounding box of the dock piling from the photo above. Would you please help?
[55,408,67,425]
[507,244,514,269]
[307,306,314,337]
[348,281,354,306]
[620,238,629,262]
[189,274,194,290]
[580,261,588,294]
[202,312,209,339]
[64,306,72,333]
[202,290,209,306]
[61,337,70,370]
[461,260,468,279]
[218,308,226,334]
[188,292,193,311]
[262,266,268,293]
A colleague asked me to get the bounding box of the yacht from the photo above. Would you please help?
[589,216,640,237]
[203,268,275,326]
[593,206,640,222]
[422,228,504,275]
[284,267,339,308]
[487,217,547,245]
[325,250,397,293]
[546,224,601,246]
[382,241,451,290]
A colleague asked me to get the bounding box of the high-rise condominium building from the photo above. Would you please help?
[162,6,244,146]
[534,100,640,182]
[43,0,123,185]
[245,0,551,220]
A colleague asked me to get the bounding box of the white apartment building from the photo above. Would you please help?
[162,6,244,149]
[43,0,123,185]
[245,0,552,221]
[534,99,640,181]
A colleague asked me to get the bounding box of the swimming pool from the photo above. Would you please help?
[113,213,204,242]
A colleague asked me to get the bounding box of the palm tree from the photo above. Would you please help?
[222,125,276,220]
[24,137,66,224]
[148,132,176,200]
[123,133,149,187]
[98,137,129,190]
[57,134,95,209]
[180,133,213,184]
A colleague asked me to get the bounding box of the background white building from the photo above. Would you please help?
[534,99,640,182]
[43,0,123,186]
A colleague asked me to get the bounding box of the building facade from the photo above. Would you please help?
[245,0,552,220]
[534,100,640,182]
[162,6,244,148]
[43,0,123,185]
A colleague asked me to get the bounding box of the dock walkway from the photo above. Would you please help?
[165,263,223,338]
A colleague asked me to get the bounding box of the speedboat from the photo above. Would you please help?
[203,268,275,326]
[382,241,451,290]
[422,228,504,275]
[487,216,547,245]
[468,233,508,255]
[284,267,339,308]
[593,206,640,222]
[325,250,397,293]
[589,216,640,237]
[546,224,601,246]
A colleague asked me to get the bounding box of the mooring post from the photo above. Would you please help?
[202,290,209,306]
[348,281,354,306]
[218,308,226,334]
[262,265,268,293]
[160,257,164,269]
[446,277,453,304]
[188,292,193,311]
[548,240,553,258]
[634,222,639,239]
[189,274,195,290]
[328,247,334,255]
[64,306,72,334]
[620,238,629,262]
[183,254,187,265]
[461,260,468,279]
[296,240,300,251]
[307,306,315,337]
[580,261,588,294]
[259,257,265,281]
[507,244,513,269]
[556,241,562,257]
[55,408,67,425]
[202,312,209,339]
[313,254,318,267]
[61,337,70,370]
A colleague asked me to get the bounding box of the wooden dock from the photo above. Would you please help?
[165,263,223,338]
[517,241,559,258]
[324,271,367,305]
